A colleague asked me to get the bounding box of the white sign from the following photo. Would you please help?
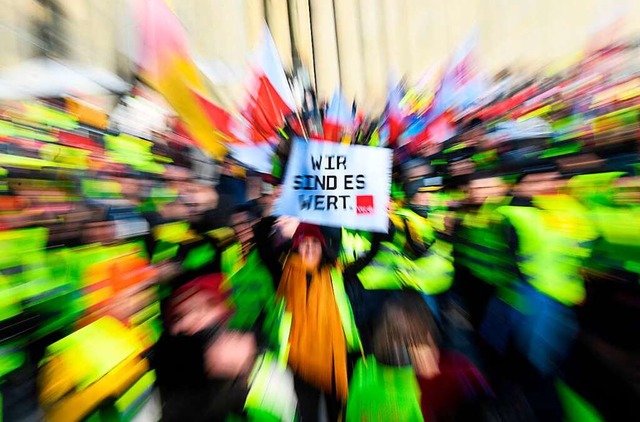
[275,138,392,232]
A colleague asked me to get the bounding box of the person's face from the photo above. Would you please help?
[468,177,508,205]
[191,185,219,213]
[118,177,140,199]
[410,341,441,379]
[460,125,485,146]
[231,211,253,245]
[405,164,430,182]
[299,236,322,270]
[515,172,562,198]
[169,290,227,336]
[411,191,432,207]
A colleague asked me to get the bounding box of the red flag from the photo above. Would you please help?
[255,75,290,130]
[242,75,291,142]
[409,110,455,155]
[478,84,538,120]
[190,87,233,138]
[239,24,296,144]
[58,131,103,153]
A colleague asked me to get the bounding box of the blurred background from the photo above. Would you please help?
[4,0,640,112]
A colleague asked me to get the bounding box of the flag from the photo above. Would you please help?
[425,29,486,126]
[227,142,276,174]
[477,84,539,120]
[241,77,289,144]
[253,24,296,111]
[396,113,425,147]
[408,110,456,155]
[189,86,233,138]
[135,0,228,160]
[241,24,296,140]
[323,91,352,142]
[381,84,406,146]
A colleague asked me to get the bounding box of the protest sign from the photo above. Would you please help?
[275,138,392,232]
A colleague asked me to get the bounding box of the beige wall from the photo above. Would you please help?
[3,0,640,111]
[189,0,640,112]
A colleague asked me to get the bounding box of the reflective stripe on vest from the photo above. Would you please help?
[590,205,640,275]
[340,228,373,266]
[330,268,363,353]
[246,352,297,422]
[357,242,405,290]
[398,240,454,294]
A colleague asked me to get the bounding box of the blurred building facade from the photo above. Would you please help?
[3,0,640,113]
[0,0,130,74]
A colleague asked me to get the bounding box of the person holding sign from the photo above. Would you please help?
[276,223,362,422]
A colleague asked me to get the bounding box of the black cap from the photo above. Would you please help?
[400,157,432,181]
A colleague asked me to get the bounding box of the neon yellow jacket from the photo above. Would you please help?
[356,208,454,295]
[497,195,598,306]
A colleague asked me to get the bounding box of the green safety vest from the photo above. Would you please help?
[356,208,453,295]
[205,227,241,277]
[226,249,276,331]
[340,228,374,267]
[587,204,640,277]
[455,197,519,289]
[0,229,82,344]
[149,221,193,264]
[391,208,436,257]
[398,240,454,295]
[244,352,297,422]
[0,340,26,379]
[346,356,423,422]
[496,195,597,306]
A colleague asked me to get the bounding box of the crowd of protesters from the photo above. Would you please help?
[1,41,639,422]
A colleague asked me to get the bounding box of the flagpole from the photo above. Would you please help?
[286,68,311,141]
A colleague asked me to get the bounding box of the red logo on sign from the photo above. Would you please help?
[356,195,374,215]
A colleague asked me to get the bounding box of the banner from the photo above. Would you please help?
[275,139,392,232]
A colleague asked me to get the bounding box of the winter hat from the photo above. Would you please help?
[292,223,328,251]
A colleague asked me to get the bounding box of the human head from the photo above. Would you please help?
[405,176,443,207]
[230,204,258,247]
[513,170,563,198]
[401,157,432,184]
[166,273,231,336]
[467,175,510,206]
[293,223,328,271]
[372,292,442,378]
[458,117,485,144]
